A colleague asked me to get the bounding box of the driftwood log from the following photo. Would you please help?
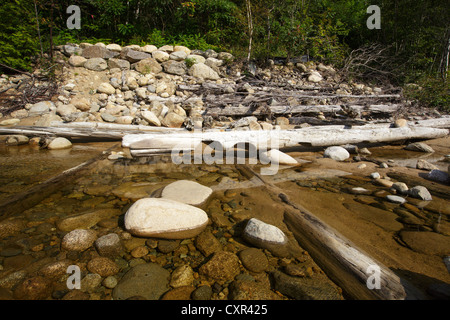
[0,121,185,141]
[202,104,400,117]
[122,125,449,151]
[237,164,425,300]
[0,144,118,218]
[0,118,448,145]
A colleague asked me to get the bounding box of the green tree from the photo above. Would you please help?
[0,0,39,71]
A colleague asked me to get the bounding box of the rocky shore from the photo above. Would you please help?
[1,41,443,134]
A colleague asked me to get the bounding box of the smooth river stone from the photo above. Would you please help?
[242,218,290,257]
[160,180,213,206]
[124,198,209,239]
[260,149,298,165]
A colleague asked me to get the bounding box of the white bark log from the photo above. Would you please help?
[203,104,400,116]
[236,165,425,300]
[123,126,449,151]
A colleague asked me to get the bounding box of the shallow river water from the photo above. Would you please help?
[0,138,449,300]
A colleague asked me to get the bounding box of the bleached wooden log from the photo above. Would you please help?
[0,126,124,139]
[0,122,188,140]
[48,121,186,133]
[130,148,193,157]
[284,205,415,299]
[407,117,450,129]
[235,165,424,300]
[123,126,449,151]
[203,104,400,117]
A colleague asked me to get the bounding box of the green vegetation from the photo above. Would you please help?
[0,0,448,110]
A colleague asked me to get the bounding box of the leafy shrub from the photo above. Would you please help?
[0,0,38,71]
[404,76,450,112]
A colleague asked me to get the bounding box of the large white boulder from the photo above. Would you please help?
[124,198,209,239]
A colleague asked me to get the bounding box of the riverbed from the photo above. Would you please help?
[0,136,449,300]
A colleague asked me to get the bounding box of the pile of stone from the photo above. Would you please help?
[1,41,360,131]
[61,42,233,78]
[55,42,236,128]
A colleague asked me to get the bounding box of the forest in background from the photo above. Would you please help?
[0,0,448,110]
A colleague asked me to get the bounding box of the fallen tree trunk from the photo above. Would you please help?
[407,117,450,129]
[123,126,449,151]
[289,116,450,129]
[283,201,420,300]
[0,122,186,140]
[178,82,338,92]
[203,104,400,117]
[0,144,117,218]
[237,164,424,300]
[289,117,368,126]
[48,121,185,132]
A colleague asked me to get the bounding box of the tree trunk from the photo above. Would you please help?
[237,164,424,300]
[34,0,44,59]
[122,125,449,151]
[439,28,450,80]
[246,0,253,62]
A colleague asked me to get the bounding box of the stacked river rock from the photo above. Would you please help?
[57,42,233,128]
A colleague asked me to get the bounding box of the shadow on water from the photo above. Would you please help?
[393,268,450,300]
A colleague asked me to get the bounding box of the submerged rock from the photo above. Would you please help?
[271,270,342,300]
[242,218,289,257]
[61,229,97,252]
[112,263,170,300]
[409,186,432,201]
[427,170,449,184]
[239,248,269,273]
[404,142,435,153]
[198,251,240,281]
[386,195,406,204]
[94,233,124,258]
[160,180,213,206]
[416,159,438,171]
[228,279,281,300]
